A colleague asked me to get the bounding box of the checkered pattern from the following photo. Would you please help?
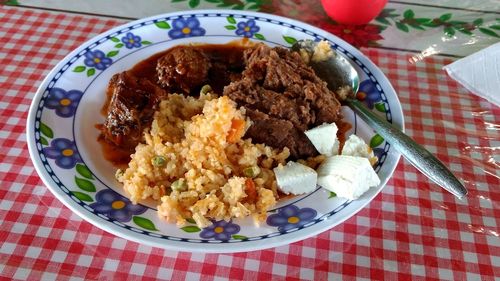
[1,5,499,281]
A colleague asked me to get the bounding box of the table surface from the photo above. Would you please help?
[1,1,499,280]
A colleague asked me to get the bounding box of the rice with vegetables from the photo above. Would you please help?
[116,91,290,227]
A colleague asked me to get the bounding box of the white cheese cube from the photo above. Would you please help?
[273,161,317,195]
[341,135,377,165]
[304,122,339,156]
[317,155,380,200]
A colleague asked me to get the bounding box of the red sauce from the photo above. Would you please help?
[98,41,351,166]
[337,120,352,153]
[128,42,249,94]
[96,124,130,167]
[98,41,253,165]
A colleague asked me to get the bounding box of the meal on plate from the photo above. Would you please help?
[97,40,380,227]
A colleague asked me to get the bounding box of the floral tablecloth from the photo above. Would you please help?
[5,0,500,57]
[1,1,499,280]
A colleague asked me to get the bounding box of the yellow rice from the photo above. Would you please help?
[117,91,290,227]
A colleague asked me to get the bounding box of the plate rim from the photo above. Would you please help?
[26,9,403,253]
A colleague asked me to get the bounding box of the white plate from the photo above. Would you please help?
[27,10,403,253]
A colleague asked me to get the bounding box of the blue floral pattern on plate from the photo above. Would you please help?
[168,17,206,39]
[89,189,147,222]
[267,205,317,233]
[43,138,82,169]
[44,88,83,118]
[121,32,142,49]
[236,19,260,38]
[200,220,241,241]
[84,50,112,70]
[356,79,382,109]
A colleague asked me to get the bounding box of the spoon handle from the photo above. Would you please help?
[346,98,468,199]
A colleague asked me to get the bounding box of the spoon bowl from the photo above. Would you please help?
[292,39,360,94]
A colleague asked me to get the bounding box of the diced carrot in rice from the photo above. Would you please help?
[227,118,246,143]
[245,178,257,203]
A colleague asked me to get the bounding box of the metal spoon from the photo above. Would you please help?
[292,39,468,199]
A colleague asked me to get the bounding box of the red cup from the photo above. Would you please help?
[321,0,388,25]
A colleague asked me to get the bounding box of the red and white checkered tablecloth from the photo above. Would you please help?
[1,5,499,281]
